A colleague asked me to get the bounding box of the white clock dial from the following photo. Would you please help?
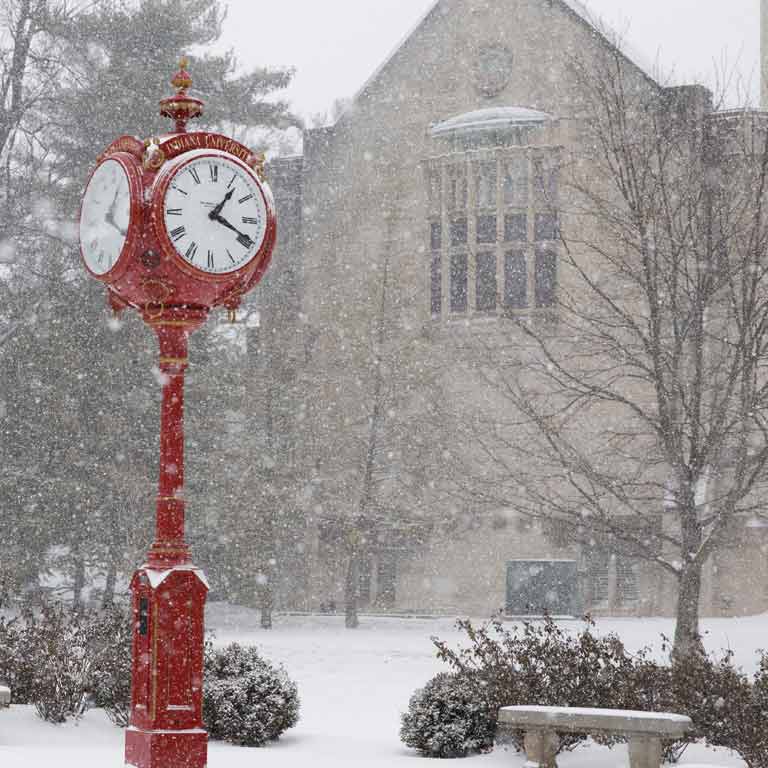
[80,158,132,276]
[162,155,268,274]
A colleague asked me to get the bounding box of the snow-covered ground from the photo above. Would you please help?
[0,604,758,767]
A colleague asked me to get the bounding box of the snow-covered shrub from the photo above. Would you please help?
[0,614,35,703]
[670,648,768,768]
[23,602,93,722]
[86,605,132,726]
[0,601,131,723]
[400,672,495,758]
[430,616,639,754]
[203,642,300,746]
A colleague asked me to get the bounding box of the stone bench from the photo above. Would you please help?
[0,686,10,707]
[499,705,692,768]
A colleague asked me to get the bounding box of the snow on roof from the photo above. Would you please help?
[430,106,553,138]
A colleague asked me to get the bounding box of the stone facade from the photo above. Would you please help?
[260,0,768,618]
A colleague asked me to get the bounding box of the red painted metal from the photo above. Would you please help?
[80,59,277,768]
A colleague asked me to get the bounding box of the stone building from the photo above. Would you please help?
[256,0,768,618]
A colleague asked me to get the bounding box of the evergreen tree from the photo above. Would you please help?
[0,0,298,605]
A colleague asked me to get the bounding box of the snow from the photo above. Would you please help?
[0,605,753,767]
[429,107,553,139]
[142,566,210,590]
[501,705,692,723]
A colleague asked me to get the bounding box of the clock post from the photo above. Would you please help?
[78,59,277,768]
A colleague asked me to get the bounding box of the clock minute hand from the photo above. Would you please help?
[211,213,252,244]
[208,188,235,221]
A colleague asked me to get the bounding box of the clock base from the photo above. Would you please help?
[126,727,207,768]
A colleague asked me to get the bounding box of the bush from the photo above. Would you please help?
[430,616,640,754]
[0,600,132,723]
[0,613,36,704]
[670,648,768,768]
[22,602,93,723]
[417,616,768,766]
[86,605,132,726]
[203,642,300,747]
[400,672,495,758]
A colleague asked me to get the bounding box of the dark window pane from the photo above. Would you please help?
[476,252,497,312]
[504,213,527,241]
[430,221,442,251]
[448,165,467,210]
[535,247,557,307]
[430,253,442,316]
[504,251,527,309]
[450,252,468,313]
[535,212,558,241]
[477,215,497,244]
[450,217,468,245]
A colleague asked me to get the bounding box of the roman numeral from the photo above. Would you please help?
[207,250,214,269]
[189,167,201,184]
[209,165,218,183]
[226,249,235,264]
[227,173,237,188]
[237,233,254,249]
[238,194,253,204]
[167,208,182,216]
[185,241,198,261]
[171,185,188,196]
[171,226,186,241]
[242,216,258,225]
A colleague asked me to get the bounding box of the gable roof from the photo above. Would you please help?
[337,0,657,126]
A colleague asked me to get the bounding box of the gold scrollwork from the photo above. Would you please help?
[249,152,267,182]
[143,137,166,171]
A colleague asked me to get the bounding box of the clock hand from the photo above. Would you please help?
[107,220,127,237]
[208,188,235,220]
[104,189,127,236]
[211,213,252,243]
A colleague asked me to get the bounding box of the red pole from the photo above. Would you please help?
[126,306,209,768]
[147,316,194,567]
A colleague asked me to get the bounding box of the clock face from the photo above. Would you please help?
[80,158,132,276]
[162,154,268,275]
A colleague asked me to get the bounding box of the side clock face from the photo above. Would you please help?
[80,157,134,276]
[161,154,268,275]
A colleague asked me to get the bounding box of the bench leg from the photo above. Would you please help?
[523,729,559,768]
[628,736,662,768]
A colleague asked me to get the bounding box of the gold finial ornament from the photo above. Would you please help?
[249,152,267,182]
[160,55,204,134]
[171,57,193,92]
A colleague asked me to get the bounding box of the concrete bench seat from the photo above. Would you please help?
[0,686,10,707]
[499,705,692,768]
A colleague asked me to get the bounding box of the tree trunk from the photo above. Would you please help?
[102,559,117,608]
[672,562,705,661]
[345,551,359,629]
[260,582,273,629]
[72,554,86,612]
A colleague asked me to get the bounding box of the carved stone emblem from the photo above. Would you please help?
[474,44,514,98]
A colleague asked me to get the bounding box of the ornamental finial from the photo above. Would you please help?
[160,55,204,134]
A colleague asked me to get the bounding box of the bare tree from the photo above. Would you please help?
[447,46,768,660]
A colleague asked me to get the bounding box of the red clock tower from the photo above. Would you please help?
[79,60,277,768]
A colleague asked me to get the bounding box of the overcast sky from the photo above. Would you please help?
[218,0,760,120]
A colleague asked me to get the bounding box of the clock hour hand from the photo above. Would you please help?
[208,188,235,220]
[104,189,127,237]
[211,213,253,246]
